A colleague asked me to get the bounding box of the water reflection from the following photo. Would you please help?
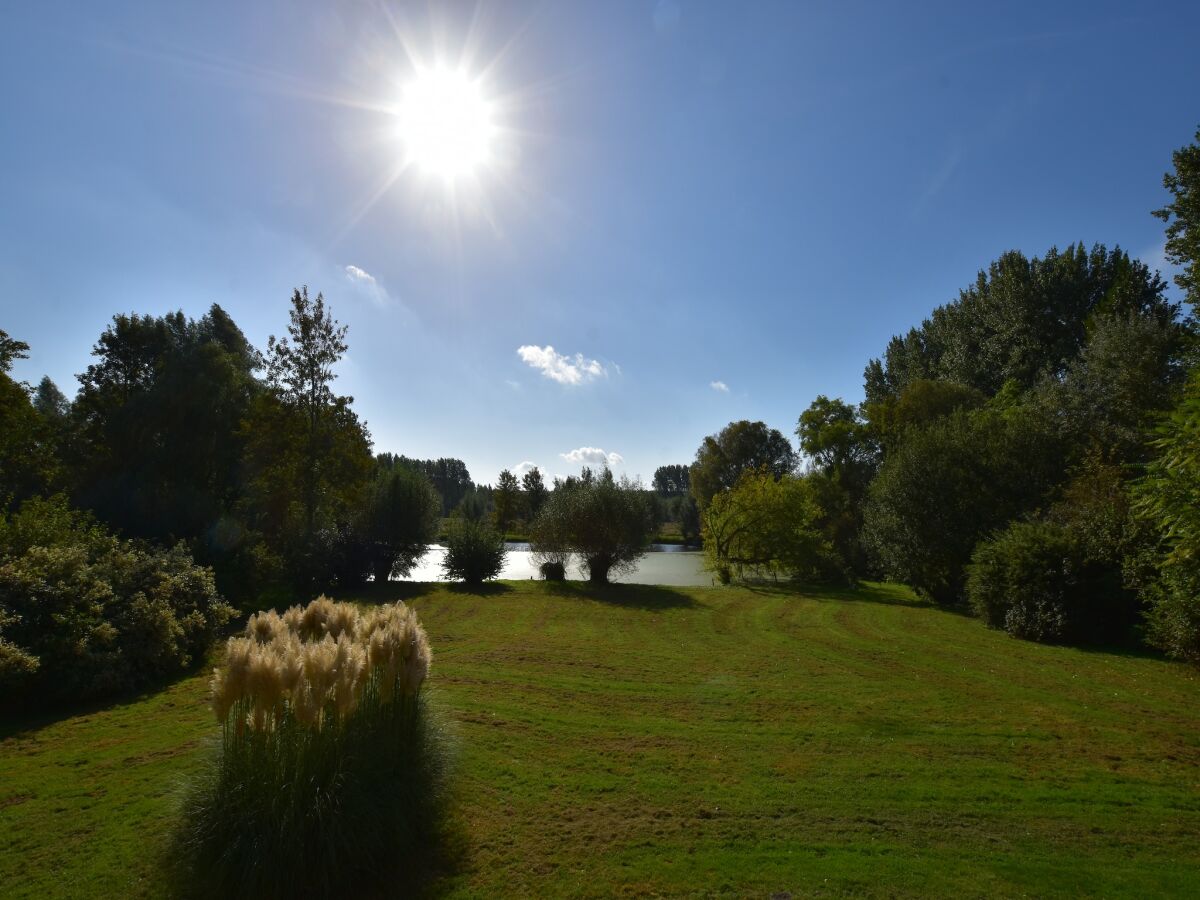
[396,543,714,586]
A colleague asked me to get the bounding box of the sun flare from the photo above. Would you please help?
[397,67,496,179]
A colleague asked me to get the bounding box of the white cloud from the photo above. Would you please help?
[560,446,624,467]
[344,264,377,285]
[710,380,730,393]
[505,379,522,390]
[517,345,608,385]
[512,460,538,478]
[343,264,389,306]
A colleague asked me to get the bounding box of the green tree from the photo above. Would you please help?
[0,331,56,506]
[864,244,1177,404]
[1036,313,1190,464]
[522,466,548,518]
[247,289,373,590]
[652,464,690,495]
[864,379,985,453]
[493,468,522,534]
[797,396,879,573]
[1154,124,1200,311]
[32,376,69,421]
[529,470,655,583]
[862,407,1063,605]
[702,470,836,584]
[1133,368,1200,662]
[352,465,440,584]
[69,306,260,552]
[0,329,29,372]
[441,516,507,585]
[689,420,796,508]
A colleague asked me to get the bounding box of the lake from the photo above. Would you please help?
[397,542,715,587]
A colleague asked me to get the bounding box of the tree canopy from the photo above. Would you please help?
[689,420,796,508]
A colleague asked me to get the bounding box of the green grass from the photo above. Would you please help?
[3,581,1200,897]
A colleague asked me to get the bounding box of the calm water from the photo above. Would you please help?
[397,543,715,587]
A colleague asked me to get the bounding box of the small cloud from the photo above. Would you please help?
[505,379,522,390]
[344,264,377,285]
[343,264,389,306]
[710,380,730,393]
[560,446,624,467]
[517,345,608,386]
[512,460,538,478]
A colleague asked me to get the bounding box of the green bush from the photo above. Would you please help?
[863,407,1063,605]
[1134,368,1200,663]
[0,496,233,705]
[179,599,451,898]
[441,517,506,585]
[966,521,1130,644]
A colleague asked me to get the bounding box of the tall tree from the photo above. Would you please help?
[0,330,53,505]
[522,466,548,518]
[70,306,260,547]
[652,464,691,496]
[689,420,796,508]
[863,244,1177,404]
[247,289,372,590]
[265,288,357,538]
[493,469,522,534]
[1154,125,1200,311]
[0,329,29,372]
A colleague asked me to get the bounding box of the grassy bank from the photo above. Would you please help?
[2,581,1199,897]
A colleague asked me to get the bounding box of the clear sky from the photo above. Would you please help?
[2,1,1197,486]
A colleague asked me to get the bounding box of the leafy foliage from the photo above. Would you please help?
[652,464,691,496]
[862,407,1064,605]
[967,521,1132,644]
[702,470,838,583]
[0,496,233,706]
[864,244,1177,404]
[1133,368,1200,662]
[522,466,548,518]
[441,517,507,585]
[530,469,655,583]
[689,420,796,508]
[493,468,522,533]
[335,464,440,586]
[1154,124,1200,311]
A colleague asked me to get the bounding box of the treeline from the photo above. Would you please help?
[0,290,466,705]
[696,126,1200,662]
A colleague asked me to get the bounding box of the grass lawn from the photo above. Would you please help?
[3,581,1200,897]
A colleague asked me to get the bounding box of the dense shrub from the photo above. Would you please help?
[180,598,450,898]
[441,517,507,585]
[0,496,233,705]
[1134,369,1200,662]
[966,521,1131,644]
[862,407,1063,605]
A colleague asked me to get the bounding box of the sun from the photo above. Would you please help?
[397,67,496,179]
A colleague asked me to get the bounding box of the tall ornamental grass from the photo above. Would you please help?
[179,597,451,898]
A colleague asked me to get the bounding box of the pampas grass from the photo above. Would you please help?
[177,597,452,898]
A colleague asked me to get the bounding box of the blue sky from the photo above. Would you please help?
[2,1,1197,486]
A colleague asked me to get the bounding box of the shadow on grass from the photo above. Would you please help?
[536,579,698,610]
[736,578,936,609]
[0,660,207,742]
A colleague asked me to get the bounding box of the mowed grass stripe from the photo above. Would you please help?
[2,581,1199,898]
